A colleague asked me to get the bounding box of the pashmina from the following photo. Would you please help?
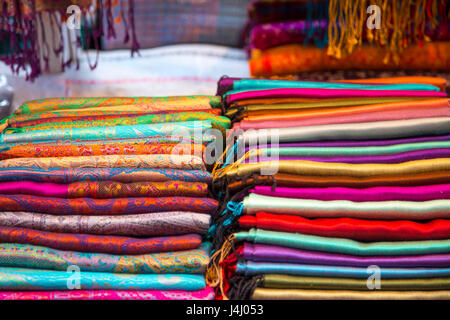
[251,288,450,300]
[227,171,450,189]
[0,287,215,300]
[236,261,450,279]
[0,243,209,274]
[0,121,212,144]
[261,275,450,291]
[8,109,222,128]
[243,194,450,220]
[0,211,211,236]
[238,118,450,144]
[0,143,204,160]
[221,158,450,180]
[16,96,218,115]
[249,42,450,77]
[0,181,208,198]
[0,194,218,215]
[242,243,450,268]
[0,267,205,291]
[0,226,201,254]
[239,213,450,241]
[225,88,446,104]
[234,229,450,256]
[0,154,206,170]
[0,167,212,184]
[251,184,450,202]
[7,112,230,133]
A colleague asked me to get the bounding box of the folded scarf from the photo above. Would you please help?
[0,211,211,236]
[242,243,450,268]
[16,96,219,115]
[8,112,230,133]
[8,109,222,128]
[0,154,205,170]
[0,194,218,215]
[226,88,446,104]
[250,149,450,164]
[240,213,450,241]
[251,288,450,300]
[0,143,204,159]
[235,229,450,256]
[243,194,450,220]
[0,243,209,274]
[238,118,450,144]
[0,181,208,198]
[221,158,450,180]
[228,171,450,189]
[0,226,201,254]
[0,267,205,291]
[0,121,212,144]
[0,167,212,184]
[237,261,450,279]
[0,287,215,300]
[261,275,450,291]
[251,184,450,202]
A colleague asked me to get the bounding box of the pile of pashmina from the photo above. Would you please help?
[207,76,450,300]
[246,0,450,77]
[0,95,231,300]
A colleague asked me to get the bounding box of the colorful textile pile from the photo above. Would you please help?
[208,76,450,300]
[246,0,450,77]
[0,95,230,300]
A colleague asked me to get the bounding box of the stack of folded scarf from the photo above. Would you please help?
[0,95,231,300]
[207,76,450,300]
[246,0,450,77]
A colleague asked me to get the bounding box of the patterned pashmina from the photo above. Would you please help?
[0,226,201,254]
[0,267,205,291]
[0,211,211,236]
[0,194,218,215]
[0,243,210,274]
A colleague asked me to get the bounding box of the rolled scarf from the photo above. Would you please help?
[239,213,450,241]
[0,154,205,170]
[243,194,450,220]
[15,96,219,115]
[238,118,450,144]
[0,121,212,144]
[251,288,450,300]
[236,261,450,279]
[261,275,450,291]
[0,226,201,254]
[0,211,211,236]
[0,181,208,198]
[0,194,218,215]
[0,287,215,300]
[0,167,212,184]
[0,143,204,159]
[251,184,450,202]
[235,229,450,256]
[242,243,450,268]
[0,267,205,291]
[7,112,230,133]
[0,243,209,274]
